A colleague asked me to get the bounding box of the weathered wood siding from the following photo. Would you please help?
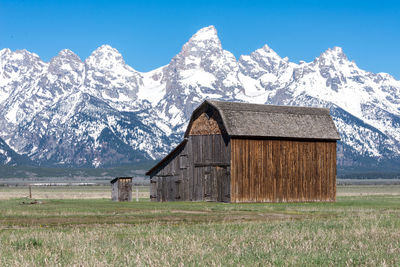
[149,142,188,202]
[111,182,118,201]
[190,135,230,202]
[111,178,132,201]
[230,138,336,203]
[118,178,132,201]
[149,134,231,202]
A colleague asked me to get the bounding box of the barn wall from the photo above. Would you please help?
[149,134,231,202]
[149,142,188,202]
[230,138,336,203]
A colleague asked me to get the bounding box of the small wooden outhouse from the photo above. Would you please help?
[110,177,132,201]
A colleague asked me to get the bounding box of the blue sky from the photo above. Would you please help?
[1,0,399,78]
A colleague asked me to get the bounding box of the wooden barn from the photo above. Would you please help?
[146,100,340,203]
[110,177,133,201]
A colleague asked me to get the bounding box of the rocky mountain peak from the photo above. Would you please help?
[55,49,82,61]
[183,25,222,53]
[253,44,284,62]
[49,49,83,71]
[0,49,45,91]
[2,49,42,64]
[46,49,84,86]
[85,45,127,70]
[238,44,290,79]
[190,25,219,41]
[261,44,278,54]
[0,48,12,58]
[164,26,224,77]
[94,44,119,53]
[317,46,349,63]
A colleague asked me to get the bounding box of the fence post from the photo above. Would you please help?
[136,187,139,202]
[29,185,32,199]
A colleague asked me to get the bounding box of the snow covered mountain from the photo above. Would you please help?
[0,136,31,165]
[0,25,399,168]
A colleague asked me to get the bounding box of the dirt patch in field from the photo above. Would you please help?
[0,210,314,228]
[170,210,211,214]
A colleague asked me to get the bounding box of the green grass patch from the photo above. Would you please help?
[0,186,399,266]
[12,237,43,250]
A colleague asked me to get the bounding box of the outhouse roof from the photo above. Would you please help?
[110,177,133,184]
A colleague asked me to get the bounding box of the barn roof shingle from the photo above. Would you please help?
[185,100,340,140]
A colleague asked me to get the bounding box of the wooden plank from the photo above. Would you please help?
[236,139,239,203]
[225,166,231,202]
[247,139,252,202]
[261,140,266,202]
[258,140,262,202]
[244,139,249,202]
[231,139,237,202]
[194,162,230,167]
[287,141,292,201]
[275,139,281,202]
[233,139,238,202]
[230,139,235,202]
[211,167,216,201]
[266,140,272,201]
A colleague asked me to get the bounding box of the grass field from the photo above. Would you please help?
[0,185,399,266]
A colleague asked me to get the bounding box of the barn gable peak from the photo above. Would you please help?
[184,100,228,137]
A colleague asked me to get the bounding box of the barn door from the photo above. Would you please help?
[202,166,230,202]
[204,166,217,201]
[216,166,230,202]
[160,177,166,202]
[150,178,157,201]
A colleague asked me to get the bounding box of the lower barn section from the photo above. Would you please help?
[150,165,230,202]
[230,139,336,203]
[149,134,231,202]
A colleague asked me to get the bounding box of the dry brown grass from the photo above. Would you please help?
[0,185,149,200]
[336,184,400,196]
[2,184,399,200]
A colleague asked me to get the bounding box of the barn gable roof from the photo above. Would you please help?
[185,100,340,140]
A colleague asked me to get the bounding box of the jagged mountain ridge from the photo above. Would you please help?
[0,25,399,167]
[0,136,31,165]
